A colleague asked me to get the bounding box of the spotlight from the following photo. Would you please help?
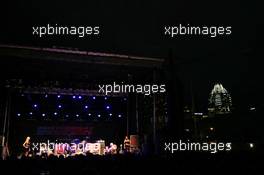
[42,113,46,117]
[29,112,33,115]
[93,96,96,100]
[250,107,256,111]
[65,114,69,118]
[104,97,108,100]
[33,104,38,108]
[88,113,91,116]
[73,95,76,99]
[57,95,61,98]
[45,94,48,98]
[78,96,82,99]
[58,105,62,109]
[97,114,101,117]
[106,105,110,110]
[76,114,79,117]
[54,112,58,116]
[17,113,21,117]
[85,105,88,109]
[118,114,122,118]
[109,113,112,116]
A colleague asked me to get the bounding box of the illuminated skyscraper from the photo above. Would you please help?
[208,83,232,114]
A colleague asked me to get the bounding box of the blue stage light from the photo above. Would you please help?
[104,97,108,100]
[58,105,62,109]
[106,105,110,110]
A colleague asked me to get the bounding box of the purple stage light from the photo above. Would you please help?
[104,97,108,100]
[73,95,76,99]
[106,105,110,110]
[57,95,61,98]
[78,96,82,99]
[93,96,96,100]
[85,105,88,109]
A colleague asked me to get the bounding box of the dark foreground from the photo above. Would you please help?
[1,152,263,175]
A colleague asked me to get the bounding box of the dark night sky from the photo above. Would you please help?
[0,0,261,111]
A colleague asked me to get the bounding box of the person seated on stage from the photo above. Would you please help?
[22,136,31,157]
[123,136,130,152]
[56,143,66,156]
[104,146,110,155]
[39,143,48,157]
[62,143,68,154]
[62,143,70,157]
[47,148,54,157]
[75,147,85,156]
[109,143,117,154]
[70,143,84,156]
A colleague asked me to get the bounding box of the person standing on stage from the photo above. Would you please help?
[123,136,130,153]
[2,142,10,160]
[22,136,31,157]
